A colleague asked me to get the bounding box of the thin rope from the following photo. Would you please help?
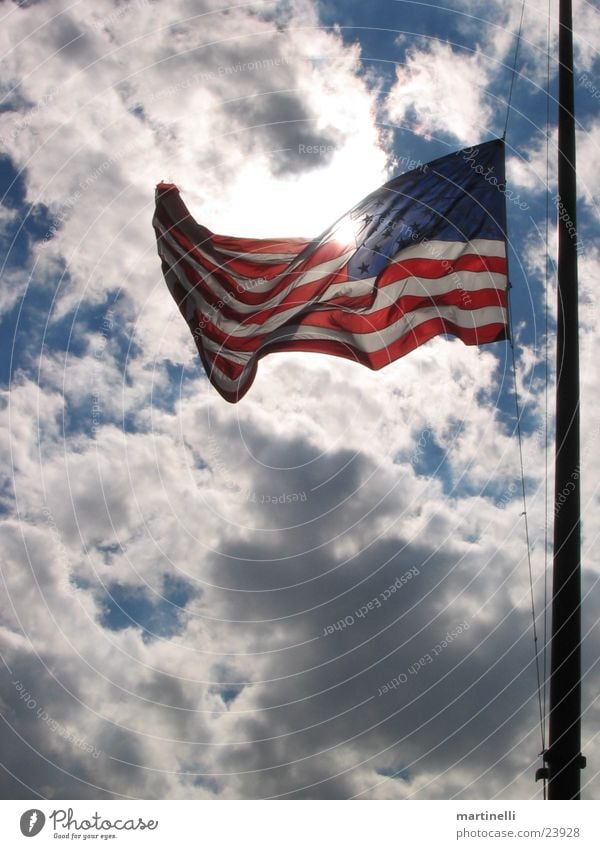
[507,321,547,778]
[503,0,527,139]
[541,0,553,802]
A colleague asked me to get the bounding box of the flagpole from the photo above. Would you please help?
[544,0,586,800]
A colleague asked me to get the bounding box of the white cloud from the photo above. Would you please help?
[507,122,600,218]
[2,329,572,799]
[384,42,495,145]
[0,0,392,325]
[1,0,600,803]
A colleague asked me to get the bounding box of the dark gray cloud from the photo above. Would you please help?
[222,91,342,176]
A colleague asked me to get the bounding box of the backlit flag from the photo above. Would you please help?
[153,139,508,402]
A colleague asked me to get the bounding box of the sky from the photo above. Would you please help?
[0,0,599,801]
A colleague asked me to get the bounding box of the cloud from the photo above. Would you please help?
[507,121,600,216]
[1,0,599,802]
[2,330,572,799]
[384,42,495,145]
[0,0,391,322]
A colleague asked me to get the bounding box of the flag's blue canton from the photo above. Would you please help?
[327,140,508,282]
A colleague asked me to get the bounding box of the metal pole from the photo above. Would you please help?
[545,0,586,800]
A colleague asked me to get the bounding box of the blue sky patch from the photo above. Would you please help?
[98,574,196,642]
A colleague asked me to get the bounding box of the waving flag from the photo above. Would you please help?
[153,139,508,402]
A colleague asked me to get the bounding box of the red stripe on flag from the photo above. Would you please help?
[379,253,506,286]
[211,233,312,255]
[199,319,509,403]
[190,285,507,353]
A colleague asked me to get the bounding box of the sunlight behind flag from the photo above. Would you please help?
[153,140,509,402]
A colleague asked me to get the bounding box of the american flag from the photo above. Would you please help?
[153,139,508,402]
